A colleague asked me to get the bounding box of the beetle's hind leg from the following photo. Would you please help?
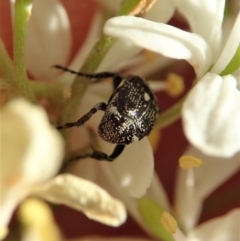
[69,145,125,162]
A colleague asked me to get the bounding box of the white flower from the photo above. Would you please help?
[136,149,240,240]
[104,0,240,157]
[0,98,126,241]
[0,98,64,235]
[66,147,240,241]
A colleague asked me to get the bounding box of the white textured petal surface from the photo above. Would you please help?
[145,0,176,23]
[210,12,240,74]
[176,0,225,61]
[25,0,71,81]
[104,16,211,77]
[0,99,64,228]
[175,146,240,232]
[33,174,127,227]
[188,209,240,241]
[182,73,240,157]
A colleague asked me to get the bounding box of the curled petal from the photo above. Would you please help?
[104,16,211,77]
[182,73,240,157]
[0,98,63,229]
[176,0,225,60]
[33,174,127,227]
[188,209,240,241]
[25,0,71,81]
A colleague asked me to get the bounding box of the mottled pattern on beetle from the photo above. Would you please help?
[98,76,159,145]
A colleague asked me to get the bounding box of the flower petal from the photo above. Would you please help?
[106,137,154,198]
[188,209,240,241]
[145,0,176,23]
[146,172,171,212]
[175,146,240,232]
[0,98,63,229]
[59,11,104,85]
[104,16,211,77]
[176,0,225,60]
[33,174,127,227]
[182,73,240,157]
[210,11,240,74]
[25,0,71,81]
[96,39,142,72]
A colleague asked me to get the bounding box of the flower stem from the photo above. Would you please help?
[13,0,36,102]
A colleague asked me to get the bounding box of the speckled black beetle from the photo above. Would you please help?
[55,65,159,162]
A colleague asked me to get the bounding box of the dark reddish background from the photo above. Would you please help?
[1,0,239,239]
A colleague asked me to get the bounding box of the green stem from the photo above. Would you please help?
[30,81,64,106]
[62,35,115,123]
[13,0,36,102]
[0,40,15,83]
[154,98,184,130]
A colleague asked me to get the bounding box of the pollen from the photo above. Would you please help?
[179,155,202,169]
[166,73,184,97]
[160,211,177,234]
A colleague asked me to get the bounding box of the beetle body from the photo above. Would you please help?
[55,65,160,161]
[99,76,159,145]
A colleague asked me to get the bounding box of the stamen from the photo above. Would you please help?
[160,211,177,234]
[166,73,184,97]
[18,198,60,241]
[0,226,8,240]
[143,50,158,62]
[179,155,202,169]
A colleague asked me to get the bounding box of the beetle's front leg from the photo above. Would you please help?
[69,145,125,162]
[57,102,107,130]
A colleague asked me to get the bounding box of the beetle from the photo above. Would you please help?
[55,65,159,162]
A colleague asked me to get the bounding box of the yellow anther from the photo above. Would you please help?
[62,86,71,99]
[0,226,8,240]
[166,73,184,97]
[160,211,177,234]
[179,156,202,169]
[144,50,158,62]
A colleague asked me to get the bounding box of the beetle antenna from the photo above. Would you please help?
[53,65,118,79]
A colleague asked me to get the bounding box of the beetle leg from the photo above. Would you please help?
[54,65,123,90]
[54,65,120,80]
[89,144,125,161]
[57,102,107,130]
[67,145,125,162]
